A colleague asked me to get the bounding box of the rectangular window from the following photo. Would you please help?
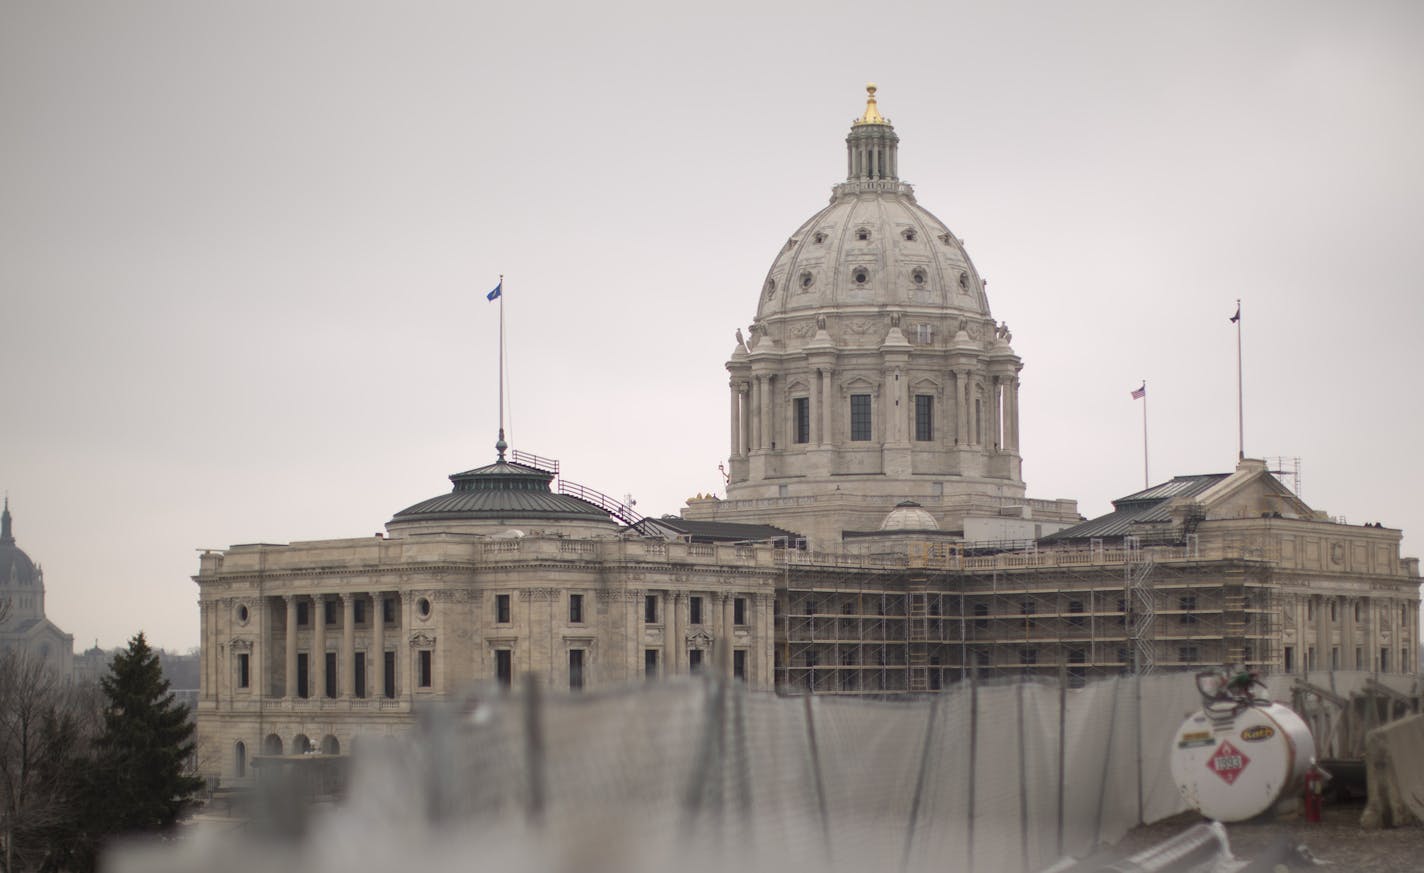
[1179,595,1197,624]
[1117,598,1127,625]
[382,596,394,624]
[324,599,336,626]
[569,649,585,691]
[1283,645,1294,673]
[689,596,703,625]
[1179,646,1198,664]
[354,651,366,698]
[383,650,395,698]
[688,649,703,673]
[1307,646,1317,671]
[975,649,991,681]
[237,653,250,689]
[297,601,310,626]
[418,649,433,688]
[1068,600,1085,627]
[733,649,746,681]
[914,395,933,441]
[325,651,337,698]
[1355,647,1364,670]
[793,397,810,444]
[1021,648,1037,667]
[1330,647,1339,670]
[734,597,747,626]
[495,649,513,687]
[496,593,511,624]
[644,594,658,624]
[644,648,658,680]
[973,603,988,629]
[569,593,584,624]
[929,654,942,691]
[850,394,872,441]
[354,599,366,625]
[1380,647,1389,672]
[297,653,309,698]
[1022,599,1035,627]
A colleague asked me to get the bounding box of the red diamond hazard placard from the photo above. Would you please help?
[1207,740,1251,785]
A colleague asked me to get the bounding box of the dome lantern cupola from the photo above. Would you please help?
[846,83,899,183]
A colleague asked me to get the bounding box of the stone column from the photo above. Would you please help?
[341,593,355,698]
[729,379,741,458]
[371,592,385,698]
[809,370,821,446]
[670,593,684,674]
[284,595,298,699]
[398,592,410,699]
[989,376,1001,451]
[821,369,835,446]
[739,383,751,456]
[747,378,760,451]
[760,375,773,450]
[312,595,326,698]
[722,594,735,677]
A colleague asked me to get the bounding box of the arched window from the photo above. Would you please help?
[262,733,283,756]
[293,734,312,754]
[321,735,340,755]
[234,741,246,777]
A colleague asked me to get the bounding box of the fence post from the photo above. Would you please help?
[1057,665,1067,857]
[802,693,833,860]
[521,672,545,828]
[900,693,941,873]
[1017,680,1029,873]
[967,675,978,873]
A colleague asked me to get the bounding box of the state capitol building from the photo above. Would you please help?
[193,88,1420,786]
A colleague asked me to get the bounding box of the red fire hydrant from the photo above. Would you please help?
[1303,761,1329,823]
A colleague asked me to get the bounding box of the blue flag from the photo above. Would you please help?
[487,281,502,302]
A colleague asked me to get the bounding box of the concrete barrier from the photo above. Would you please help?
[1360,712,1424,829]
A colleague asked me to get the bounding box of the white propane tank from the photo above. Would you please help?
[1170,701,1314,822]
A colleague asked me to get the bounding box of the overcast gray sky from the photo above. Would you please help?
[3,1,1421,652]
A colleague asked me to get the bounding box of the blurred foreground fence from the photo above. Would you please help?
[117,670,1421,873]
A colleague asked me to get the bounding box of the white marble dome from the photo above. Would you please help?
[754,86,990,326]
[879,501,940,531]
[756,186,990,322]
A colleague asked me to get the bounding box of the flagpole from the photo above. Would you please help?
[497,274,506,460]
[1235,298,1243,460]
[1142,380,1149,489]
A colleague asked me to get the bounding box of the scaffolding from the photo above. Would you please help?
[775,542,1281,695]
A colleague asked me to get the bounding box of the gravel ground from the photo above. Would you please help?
[1113,802,1422,872]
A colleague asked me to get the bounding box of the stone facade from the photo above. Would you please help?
[195,515,779,785]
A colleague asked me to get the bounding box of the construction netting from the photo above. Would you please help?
[113,670,1422,873]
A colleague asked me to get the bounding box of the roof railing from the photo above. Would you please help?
[508,449,559,475]
[558,480,643,527]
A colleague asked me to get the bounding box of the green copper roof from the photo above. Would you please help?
[391,459,616,524]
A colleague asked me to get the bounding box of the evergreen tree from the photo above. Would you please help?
[86,633,203,846]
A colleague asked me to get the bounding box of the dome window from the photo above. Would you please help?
[852,267,869,285]
[902,229,917,242]
[417,597,432,619]
[799,271,814,290]
[236,603,249,624]
[813,232,827,244]
[958,271,969,291]
[855,228,871,241]
[911,268,927,286]
[765,278,776,297]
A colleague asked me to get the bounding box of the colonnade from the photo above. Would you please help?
[278,591,404,700]
[729,368,1021,456]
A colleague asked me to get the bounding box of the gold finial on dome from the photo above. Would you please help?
[855,82,888,126]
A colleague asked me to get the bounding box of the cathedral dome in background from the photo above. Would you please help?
[0,499,38,586]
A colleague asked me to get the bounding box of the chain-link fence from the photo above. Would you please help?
[113,670,1422,873]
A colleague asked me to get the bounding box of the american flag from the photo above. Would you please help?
[1131,383,1146,400]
